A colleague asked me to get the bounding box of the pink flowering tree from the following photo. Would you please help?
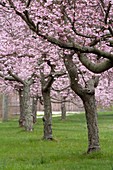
[0,51,66,138]
[37,52,66,139]
[0,53,40,131]
[1,0,113,152]
[0,5,67,138]
[0,0,99,152]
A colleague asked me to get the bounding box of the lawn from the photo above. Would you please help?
[0,112,113,170]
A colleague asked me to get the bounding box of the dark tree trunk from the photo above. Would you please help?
[40,66,54,140]
[32,97,38,123]
[2,94,8,122]
[18,89,25,127]
[82,94,100,153]
[61,98,66,120]
[42,89,52,140]
[64,54,100,153]
[23,83,33,131]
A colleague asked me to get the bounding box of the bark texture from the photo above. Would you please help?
[82,76,100,153]
[23,82,33,131]
[78,53,113,73]
[64,54,100,153]
[32,97,38,123]
[82,91,100,153]
[40,66,54,140]
[42,89,52,140]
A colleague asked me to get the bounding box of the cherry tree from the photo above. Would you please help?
[0,1,113,66]
[2,0,112,60]
[0,51,67,138]
[0,0,100,152]
[36,52,66,139]
[0,5,67,138]
[1,0,113,152]
[0,54,40,130]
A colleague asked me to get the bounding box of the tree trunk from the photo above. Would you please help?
[61,98,66,120]
[18,89,25,127]
[82,94,100,153]
[64,54,100,153]
[42,89,52,140]
[23,83,33,131]
[32,97,38,123]
[2,94,8,121]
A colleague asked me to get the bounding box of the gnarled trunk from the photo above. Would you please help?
[40,66,54,140]
[82,93,100,153]
[64,54,100,153]
[42,89,52,140]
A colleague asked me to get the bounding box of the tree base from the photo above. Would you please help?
[87,146,100,154]
[42,136,54,141]
[19,118,25,127]
[42,138,53,141]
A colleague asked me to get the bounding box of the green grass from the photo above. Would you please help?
[0,112,113,170]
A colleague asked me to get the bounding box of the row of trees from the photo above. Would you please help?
[0,0,113,153]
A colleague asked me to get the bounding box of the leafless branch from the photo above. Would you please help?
[8,70,25,84]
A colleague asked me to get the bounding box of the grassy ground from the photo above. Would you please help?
[0,112,113,170]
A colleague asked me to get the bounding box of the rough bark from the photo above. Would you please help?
[18,89,25,127]
[32,97,38,123]
[82,93,100,153]
[42,89,52,140]
[64,54,100,153]
[40,66,54,140]
[23,82,33,131]
[78,53,113,73]
[61,98,66,120]
[2,94,8,121]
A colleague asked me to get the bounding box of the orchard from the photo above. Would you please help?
[0,0,113,154]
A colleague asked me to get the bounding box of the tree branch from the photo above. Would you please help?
[36,34,113,60]
[8,70,25,84]
[84,76,99,94]
[26,0,32,8]
[78,53,113,73]
[6,2,113,60]
[63,53,84,96]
